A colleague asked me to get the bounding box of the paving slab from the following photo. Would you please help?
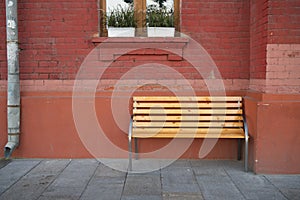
[0,159,40,196]
[122,195,162,200]
[162,192,204,200]
[0,159,299,200]
[80,180,124,200]
[38,159,98,200]
[0,160,70,200]
[162,160,191,169]
[123,173,161,197]
[222,160,288,200]
[192,160,245,200]
[196,174,245,200]
[162,167,201,194]
[94,163,127,179]
[0,159,11,170]
[265,175,300,200]
[80,164,126,200]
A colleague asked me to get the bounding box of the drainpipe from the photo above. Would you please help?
[4,0,20,159]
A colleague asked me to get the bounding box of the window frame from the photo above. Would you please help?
[99,0,180,37]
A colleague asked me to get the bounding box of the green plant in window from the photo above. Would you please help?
[107,5,136,27]
[147,4,174,27]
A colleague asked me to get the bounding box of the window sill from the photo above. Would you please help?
[91,37,189,44]
[90,37,189,61]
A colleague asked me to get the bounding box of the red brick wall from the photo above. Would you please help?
[0,0,251,82]
[249,0,268,79]
[0,0,98,81]
[181,0,250,79]
[265,0,300,94]
[268,0,300,44]
[103,50,199,80]
[2,0,298,84]
[250,0,300,83]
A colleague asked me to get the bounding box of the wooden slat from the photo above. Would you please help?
[132,128,245,138]
[133,96,242,102]
[131,96,245,139]
[133,121,243,128]
[133,115,243,121]
[133,109,243,115]
[134,102,242,108]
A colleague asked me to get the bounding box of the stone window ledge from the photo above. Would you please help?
[90,37,189,61]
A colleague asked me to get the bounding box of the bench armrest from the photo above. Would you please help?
[242,113,249,140]
[243,112,249,172]
[128,115,133,139]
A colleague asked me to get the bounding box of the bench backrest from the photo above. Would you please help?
[132,96,245,138]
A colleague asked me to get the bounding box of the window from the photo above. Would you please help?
[99,0,180,37]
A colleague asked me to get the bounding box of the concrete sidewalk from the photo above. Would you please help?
[0,159,299,200]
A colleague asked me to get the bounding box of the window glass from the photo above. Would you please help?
[107,0,131,14]
[147,0,173,9]
[100,0,178,37]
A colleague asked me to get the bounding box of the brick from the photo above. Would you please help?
[168,54,182,61]
[38,74,50,79]
[286,65,300,72]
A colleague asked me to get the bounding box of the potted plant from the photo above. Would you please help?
[107,4,136,37]
[146,3,175,37]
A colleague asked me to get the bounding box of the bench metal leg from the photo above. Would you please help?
[128,117,133,171]
[135,138,139,160]
[245,136,249,172]
[237,139,242,160]
[128,137,132,171]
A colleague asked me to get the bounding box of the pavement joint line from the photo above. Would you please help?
[78,160,101,200]
[159,168,163,199]
[190,160,205,199]
[263,175,289,200]
[222,161,247,200]
[0,159,42,198]
[36,159,72,200]
[120,165,129,199]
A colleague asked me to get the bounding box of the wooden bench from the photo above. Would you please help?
[128,96,249,172]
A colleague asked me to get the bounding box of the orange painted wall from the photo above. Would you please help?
[256,100,300,174]
[245,93,300,174]
[0,91,245,160]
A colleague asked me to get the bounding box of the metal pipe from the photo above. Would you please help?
[5,0,20,159]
